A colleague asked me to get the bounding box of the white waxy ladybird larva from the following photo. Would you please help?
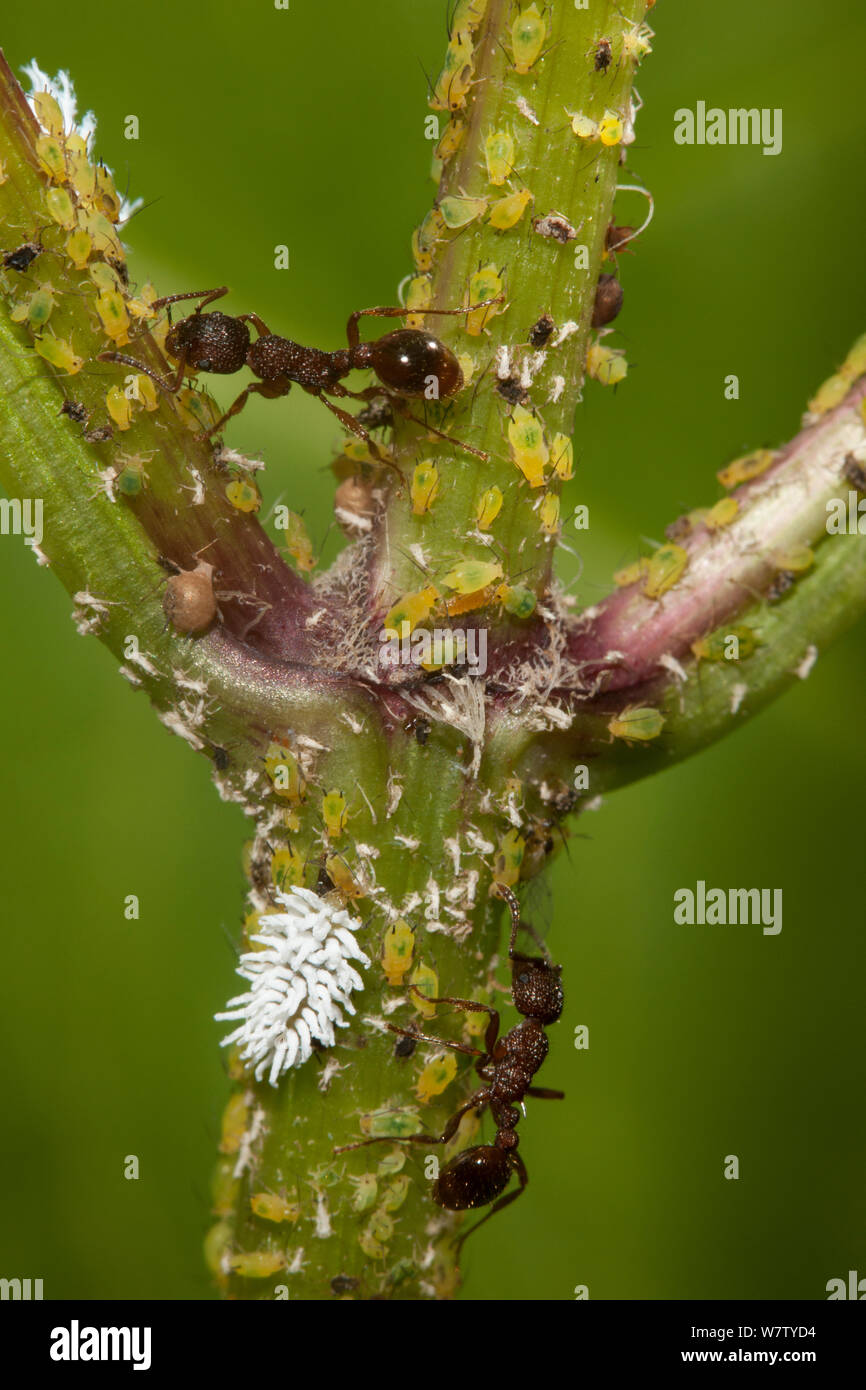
[162,559,217,634]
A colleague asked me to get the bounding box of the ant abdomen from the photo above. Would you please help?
[434,1146,512,1212]
[364,329,463,398]
[166,312,249,374]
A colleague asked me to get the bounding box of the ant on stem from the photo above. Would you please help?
[334,884,564,1254]
[98,287,500,470]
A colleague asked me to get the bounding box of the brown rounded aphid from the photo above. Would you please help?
[496,374,529,407]
[591,274,624,328]
[162,559,217,634]
[3,240,42,272]
[334,475,375,533]
[330,1275,360,1296]
[528,312,555,348]
[605,222,635,255]
[592,37,612,72]
[767,570,795,603]
[60,398,89,425]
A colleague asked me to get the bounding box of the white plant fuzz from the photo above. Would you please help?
[216,887,370,1086]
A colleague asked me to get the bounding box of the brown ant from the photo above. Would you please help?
[335,885,563,1253]
[98,287,499,469]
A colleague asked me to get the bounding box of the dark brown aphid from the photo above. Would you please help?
[335,885,563,1253]
[60,398,89,424]
[496,374,528,407]
[665,514,693,543]
[605,222,635,255]
[211,745,230,771]
[767,570,795,602]
[99,287,500,467]
[83,424,114,443]
[592,37,612,72]
[3,240,42,272]
[393,1033,417,1059]
[592,274,623,328]
[532,212,577,244]
[403,714,431,746]
[528,313,555,348]
[330,1275,360,1296]
[843,452,866,493]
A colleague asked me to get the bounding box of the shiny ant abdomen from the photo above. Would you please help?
[334,885,564,1253]
[99,286,497,466]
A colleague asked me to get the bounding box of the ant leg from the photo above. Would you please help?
[208,380,288,436]
[345,298,504,349]
[397,403,489,462]
[152,286,229,314]
[453,1151,528,1257]
[410,987,501,1059]
[385,1021,485,1062]
[97,350,189,396]
[317,393,404,484]
[334,1089,489,1156]
[236,312,272,337]
[525,1086,565,1100]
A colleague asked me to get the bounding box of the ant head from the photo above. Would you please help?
[512,963,563,1025]
[166,311,250,375]
[366,329,463,399]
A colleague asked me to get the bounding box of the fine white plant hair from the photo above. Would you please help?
[215,886,370,1086]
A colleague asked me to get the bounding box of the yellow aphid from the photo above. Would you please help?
[411,459,440,514]
[404,275,431,329]
[842,333,866,381]
[598,110,624,145]
[131,374,159,411]
[32,89,65,135]
[498,583,536,618]
[127,285,158,321]
[476,485,503,529]
[570,112,599,140]
[416,1052,458,1103]
[716,449,774,489]
[539,492,560,535]
[411,210,445,272]
[643,543,688,599]
[484,130,515,185]
[444,585,498,617]
[444,1107,481,1163]
[442,559,503,593]
[211,1160,241,1217]
[613,557,650,587]
[326,855,365,901]
[439,195,488,229]
[488,188,533,231]
[453,0,487,30]
[382,919,415,986]
[281,510,316,572]
[367,1210,395,1245]
[493,829,525,887]
[551,433,574,480]
[35,133,66,182]
[264,743,305,802]
[78,210,124,261]
[512,2,547,73]
[807,374,849,416]
[380,1176,410,1212]
[92,164,121,222]
[383,586,439,635]
[358,1227,387,1260]
[466,265,504,335]
[0,160,6,185]
[45,186,76,229]
[66,147,96,202]
[586,342,627,386]
[89,261,124,294]
[435,117,466,161]
[410,963,438,1019]
[64,227,92,270]
[34,333,84,374]
[250,1193,300,1224]
[95,290,130,345]
[270,847,304,889]
[225,479,261,512]
[692,625,760,663]
[457,351,476,385]
[11,286,55,329]
[704,497,739,530]
[351,1173,378,1213]
[377,1150,407,1177]
[342,436,380,465]
[773,546,813,573]
[608,706,665,743]
[106,384,133,431]
[219,1093,249,1155]
[431,29,475,111]
[360,1106,423,1139]
[622,23,653,62]
[228,1251,285,1279]
[508,403,549,486]
[203,1222,232,1282]
[322,788,348,838]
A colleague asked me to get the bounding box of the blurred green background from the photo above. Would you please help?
[1,0,864,1301]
